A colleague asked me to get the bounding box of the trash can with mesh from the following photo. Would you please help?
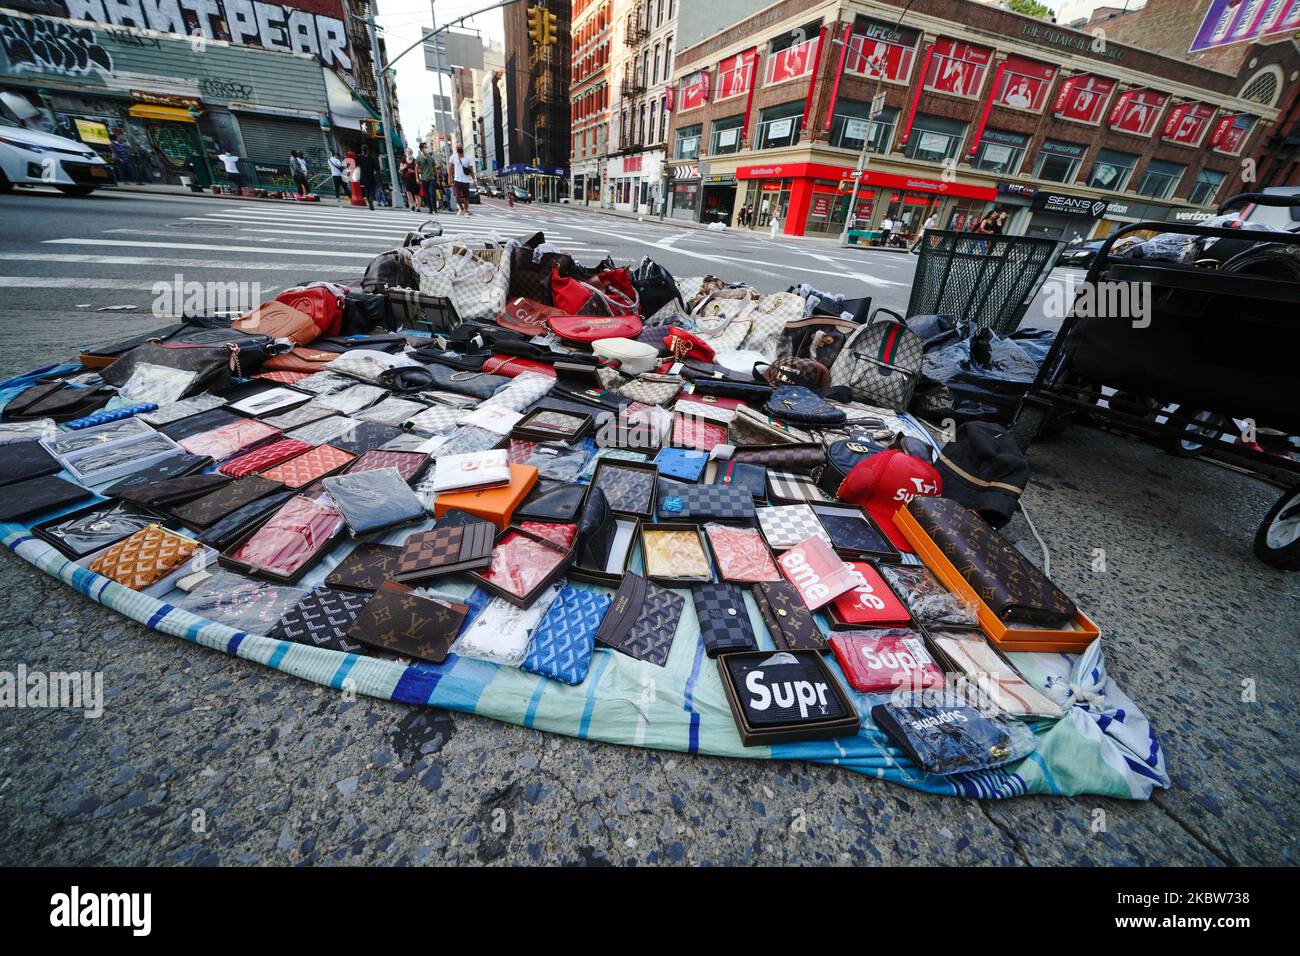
[908,231,1065,336]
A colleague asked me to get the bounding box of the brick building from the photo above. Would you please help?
[570,0,613,204]
[664,0,1290,239]
[503,0,571,199]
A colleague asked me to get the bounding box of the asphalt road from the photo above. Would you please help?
[0,186,1296,867]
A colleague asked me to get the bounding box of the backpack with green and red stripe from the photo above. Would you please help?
[828,312,924,412]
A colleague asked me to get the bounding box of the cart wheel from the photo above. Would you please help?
[1011,404,1048,453]
[1254,485,1300,570]
[1163,410,1229,458]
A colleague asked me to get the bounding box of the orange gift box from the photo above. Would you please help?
[892,503,1100,654]
[433,463,539,531]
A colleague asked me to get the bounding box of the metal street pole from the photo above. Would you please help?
[362,2,404,208]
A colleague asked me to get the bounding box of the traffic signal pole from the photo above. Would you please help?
[360,1,404,208]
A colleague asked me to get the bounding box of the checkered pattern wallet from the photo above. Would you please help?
[658,484,756,521]
[394,521,495,582]
[692,584,757,658]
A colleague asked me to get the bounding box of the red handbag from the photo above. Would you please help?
[498,296,562,335]
[551,266,640,317]
[482,355,557,378]
[548,313,644,344]
[664,327,715,362]
[275,283,345,337]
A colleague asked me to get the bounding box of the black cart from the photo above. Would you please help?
[1012,192,1300,568]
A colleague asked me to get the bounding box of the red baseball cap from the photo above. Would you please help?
[837,450,942,553]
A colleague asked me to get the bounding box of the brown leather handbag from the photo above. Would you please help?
[232,301,320,346]
[260,346,339,374]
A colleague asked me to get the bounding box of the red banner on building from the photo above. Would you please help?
[846,18,921,82]
[1053,74,1116,124]
[1108,88,1168,136]
[1209,112,1254,153]
[1162,101,1215,146]
[923,38,992,98]
[993,54,1055,111]
[764,36,819,85]
[679,70,710,111]
[716,53,751,101]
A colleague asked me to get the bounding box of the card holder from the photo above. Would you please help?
[751,581,827,652]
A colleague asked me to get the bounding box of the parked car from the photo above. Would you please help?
[1059,240,1104,268]
[0,115,110,196]
[510,185,532,203]
[464,183,482,204]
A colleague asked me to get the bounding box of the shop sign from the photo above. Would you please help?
[132,90,201,110]
[1166,208,1214,223]
[734,162,997,200]
[74,118,110,144]
[1033,192,1108,219]
[1020,22,1124,62]
[998,182,1038,199]
[810,193,833,216]
[671,163,700,180]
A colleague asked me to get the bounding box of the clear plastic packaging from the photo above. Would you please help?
[177,570,308,633]
[879,564,981,629]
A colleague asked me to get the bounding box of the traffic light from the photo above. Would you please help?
[545,10,558,46]
[527,6,543,46]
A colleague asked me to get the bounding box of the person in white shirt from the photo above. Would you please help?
[217,149,243,189]
[449,143,475,217]
[880,215,894,247]
[910,213,938,252]
[328,151,346,199]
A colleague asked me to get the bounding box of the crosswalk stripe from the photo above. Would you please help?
[0,253,358,271]
[43,238,374,259]
[0,276,192,289]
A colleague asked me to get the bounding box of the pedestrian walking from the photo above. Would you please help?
[328,150,346,200]
[416,143,438,214]
[357,144,378,210]
[910,212,938,253]
[217,148,244,190]
[880,215,894,247]
[449,144,475,217]
[290,150,310,196]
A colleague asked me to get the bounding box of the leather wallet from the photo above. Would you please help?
[171,476,285,531]
[757,504,833,551]
[722,652,852,728]
[704,522,782,583]
[271,585,370,654]
[0,440,60,486]
[322,468,425,535]
[394,521,495,582]
[751,581,827,652]
[575,487,614,570]
[830,632,943,694]
[154,407,242,441]
[871,699,1037,775]
[909,496,1078,625]
[88,524,199,590]
[225,495,344,581]
[344,449,429,483]
[331,421,405,456]
[693,583,757,658]
[115,472,233,509]
[2,381,113,422]
[657,484,755,521]
[218,438,313,478]
[710,460,767,501]
[672,414,727,451]
[324,542,403,591]
[197,490,295,551]
[829,561,913,628]
[654,447,708,482]
[33,501,155,559]
[259,444,356,489]
[178,419,281,461]
[812,505,896,559]
[520,585,611,685]
[102,453,212,498]
[514,483,586,522]
[345,582,467,663]
[762,385,847,427]
[594,572,683,667]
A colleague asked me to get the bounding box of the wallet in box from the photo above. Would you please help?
[179,419,281,461]
[757,504,832,551]
[344,448,428,483]
[286,415,360,447]
[455,584,560,667]
[324,542,403,591]
[641,523,712,585]
[154,407,243,442]
[470,526,573,608]
[87,524,200,591]
[32,501,155,559]
[511,408,592,444]
[41,417,153,459]
[751,580,827,652]
[520,585,611,685]
[102,453,212,498]
[654,447,708,482]
[322,468,424,536]
[331,421,406,456]
[271,585,370,654]
[433,463,538,531]
[703,522,782,583]
[170,476,285,531]
[672,414,728,451]
[871,697,1038,775]
[345,581,467,663]
[827,561,913,630]
[830,632,944,694]
[217,438,313,478]
[775,535,859,611]
[517,521,577,547]
[258,444,356,489]
[62,432,184,486]
[178,571,308,633]
[693,583,758,657]
[222,494,344,583]
[226,386,311,417]
[811,504,899,562]
[0,440,61,486]
[907,496,1078,626]
[394,521,495,583]
[928,629,1062,718]
[594,572,684,667]
[589,459,656,518]
[877,564,980,630]
[196,490,295,552]
[717,650,859,747]
[257,403,338,432]
[657,483,755,522]
[709,459,767,501]
[113,472,232,510]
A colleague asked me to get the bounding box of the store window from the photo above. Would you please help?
[756,101,803,149]
[992,55,1055,112]
[827,100,897,153]
[1188,168,1225,206]
[753,178,793,227]
[924,38,992,98]
[709,114,745,155]
[970,129,1028,175]
[1135,159,1184,199]
[674,123,702,159]
[804,180,848,236]
[1033,140,1087,184]
[1087,149,1139,191]
[845,18,920,84]
[904,113,966,163]
[948,198,988,232]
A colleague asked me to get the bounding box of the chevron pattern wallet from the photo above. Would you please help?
[595,572,684,667]
[88,524,199,590]
[259,444,356,489]
[218,438,313,478]
[520,586,611,684]
[271,586,370,654]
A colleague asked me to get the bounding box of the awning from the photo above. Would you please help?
[128,105,196,123]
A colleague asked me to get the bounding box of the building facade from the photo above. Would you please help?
[664,0,1288,238]
[604,0,676,212]
[450,40,505,181]
[0,4,378,190]
[570,0,611,204]
[503,0,571,200]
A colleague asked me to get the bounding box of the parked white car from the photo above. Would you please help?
[0,115,111,196]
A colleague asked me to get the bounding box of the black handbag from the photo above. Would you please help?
[631,257,684,317]
[383,287,459,332]
[762,385,847,427]
[362,248,419,292]
[100,342,240,396]
[342,290,392,334]
[508,240,575,305]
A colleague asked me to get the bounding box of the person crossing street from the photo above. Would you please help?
[449,143,475,217]
[416,143,438,214]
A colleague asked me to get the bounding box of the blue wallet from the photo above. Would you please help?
[521,586,612,685]
[654,447,709,482]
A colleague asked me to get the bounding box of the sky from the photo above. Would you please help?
[377,0,506,148]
